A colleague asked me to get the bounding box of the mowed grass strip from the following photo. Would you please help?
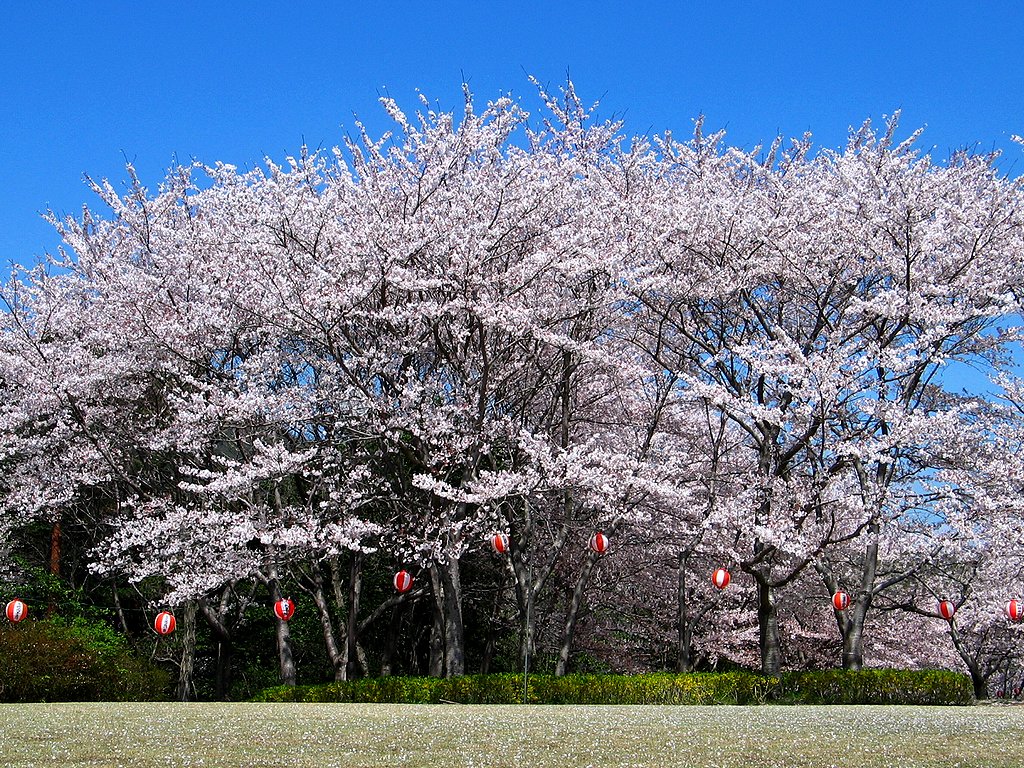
[1,702,1023,768]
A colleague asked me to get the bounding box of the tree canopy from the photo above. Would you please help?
[3,83,1024,698]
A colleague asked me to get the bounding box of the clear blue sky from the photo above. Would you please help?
[2,0,1023,274]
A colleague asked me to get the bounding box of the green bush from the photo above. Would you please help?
[252,669,973,706]
[0,619,171,702]
[774,668,974,705]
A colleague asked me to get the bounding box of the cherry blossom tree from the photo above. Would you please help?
[2,80,1024,693]
[624,114,1024,673]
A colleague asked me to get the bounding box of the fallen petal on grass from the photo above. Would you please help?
[1,703,1023,767]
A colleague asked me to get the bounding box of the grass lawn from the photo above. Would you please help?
[1,702,1023,767]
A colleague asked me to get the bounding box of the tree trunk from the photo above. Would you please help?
[514,557,537,678]
[677,551,692,673]
[439,557,465,677]
[844,515,880,670]
[756,578,781,674]
[842,605,868,671]
[199,596,235,700]
[269,578,296,686]
[555,550,599,677]
[428,566,445,677]
[310,575,345,680]
[47,520,61,617]
[111,584,128,633]
[345,553,363,680]
[481,571,507,675]
[380,605,401,677]
[214,639,233,699]
[175,601,198,701]
[949,622,989,699]
[49,521,61,576]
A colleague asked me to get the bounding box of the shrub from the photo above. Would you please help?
[774,668,974,705]
[0,619,171,702]
[252,669,973,706]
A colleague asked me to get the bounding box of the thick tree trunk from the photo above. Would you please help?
[555,551,599,677]
[344,553,363,680]
[756,579,781,675]
[175,601,199,701]
[677,551,692,673]
[842,607,868,671]
[269,578,297,686]
[215,640,233,699]
[439,558,465,677]
[380,605,402,678]
[844,517,880,670]
[199,595,235,700]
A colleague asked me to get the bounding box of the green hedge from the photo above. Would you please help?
[253,669,973,706]
[0,619,171,702]
[772,669,973,705]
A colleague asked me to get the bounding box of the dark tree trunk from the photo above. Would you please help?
[428,566,445,677]
[175,601,198,701]
[47,520,61,617]
[481,571,507,675]
[949,622,989,699]
[677,551,692,673]
[199,596,235,700]
[344,553,363,680]
[111,584,128,633]
[214,640,233,699]
[49,521,61,576]
[756,578,781,675]
[380,605,402,678]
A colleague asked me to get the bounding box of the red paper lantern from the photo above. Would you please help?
[938,600,956,621]
[832,591,850,611]
[712,568,731,590]
[394,570,414,593]
[154,611,176,635]
[1006,599,1024,622]
[5,599,27,623]
[274,598,296,621]
[589,532,609,555]
[491,533,509,555]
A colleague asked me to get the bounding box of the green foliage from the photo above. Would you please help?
[773,668,974,705]
[0,619,171,702]
[6,562,100,620]
[251,669,973,706]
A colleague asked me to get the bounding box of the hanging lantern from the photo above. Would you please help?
[938,600,956,621]
[274,598,296,621]
[589,532,609,555]
[394,570,414,594]
[712,568,731,590]
[5,599,27,623]
[491,533,509,555]
[832,591,850,611]
[154,611,176,635]
[1006,600,1024,622]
